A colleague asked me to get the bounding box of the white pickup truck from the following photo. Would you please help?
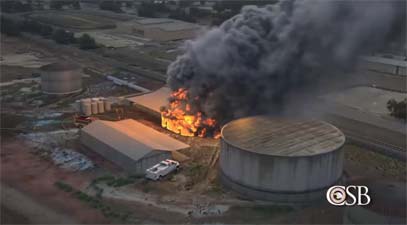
[145,159,180,180]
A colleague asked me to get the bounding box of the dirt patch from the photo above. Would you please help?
[1,138,110,224]
[1,184,77,224]
[0,113,27,137]
[344,144,406,181]
[1,204,30,224]
[28,12,117,30]
[0,65,40,82]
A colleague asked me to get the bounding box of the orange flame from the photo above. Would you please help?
[161,88,220,138]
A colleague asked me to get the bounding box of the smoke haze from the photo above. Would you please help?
[166,0,406,124]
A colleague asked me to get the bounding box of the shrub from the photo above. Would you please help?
[91,175,115,185]
[78,33,98,49]
[99,1,122,13]
[387,98,406,120]
[50,0,63,10]
[52,28,75,44]
[54,181,73,192]
[73,1,81,9]
[1,0,32,13]
[40,24,54,37]
[0,17,21,36]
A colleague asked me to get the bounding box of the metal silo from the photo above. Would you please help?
[91,100,98,114]
[97,99,105,114]
[80,98,92,116]
[219,115,346,204]
[104,98,113,112]
[40,62,82,95]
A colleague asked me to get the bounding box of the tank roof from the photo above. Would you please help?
[221,116,345,157]
[40,62,80,71]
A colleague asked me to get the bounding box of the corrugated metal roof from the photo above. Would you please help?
[127,86,171,114]
[82,119,189,161]
[221,116,345,157]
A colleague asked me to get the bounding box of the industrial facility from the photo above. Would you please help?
[219,116,346,203]
[1,0,405,224]
[78,97,114,116]
[80,119,190,174]
[40,62,82,95]
[118,18,201,41]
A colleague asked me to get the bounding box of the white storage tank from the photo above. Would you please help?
[73,100,81,112]
[40,62,82,95]
[91,101,98,114]
[219,115,345,204]
[104,98,113,112]
[80,98,92,116]
[98,99,105,114]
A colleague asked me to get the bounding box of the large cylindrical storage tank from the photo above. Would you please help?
[40,62,82,95]
[219,116,345,204]
[344,179,406,224]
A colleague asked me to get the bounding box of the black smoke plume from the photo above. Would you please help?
[166,0,406,125]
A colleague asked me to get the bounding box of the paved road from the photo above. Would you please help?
[323,104,406,160]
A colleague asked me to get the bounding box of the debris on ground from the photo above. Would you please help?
[19,129,93,171]
[190,198,229,218]
[19,129,79,150]
[51,148,94,171]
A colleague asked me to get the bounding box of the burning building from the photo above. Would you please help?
[161,88,220,138]
[219,116,345,203]
[127,86,172,117]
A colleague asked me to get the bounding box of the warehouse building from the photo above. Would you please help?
[219,116,345,204]
[127,86,172,117]
[80,119,189,174]
[118,18,200,41]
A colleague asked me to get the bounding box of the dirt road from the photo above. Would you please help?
[1,184,77,224]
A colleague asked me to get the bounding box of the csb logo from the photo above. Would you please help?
[326,185,371,206]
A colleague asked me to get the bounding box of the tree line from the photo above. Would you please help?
[387,98,406,121]
[1,0,81,12]
[1,16,98,50]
